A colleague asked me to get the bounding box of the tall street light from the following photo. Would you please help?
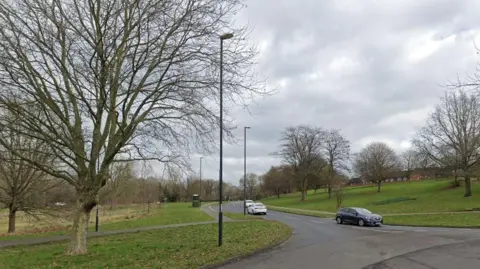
[218,32,233,247]
[243,126,250,215]
[199,157,203,202]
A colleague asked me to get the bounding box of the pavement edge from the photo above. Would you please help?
[198,220,293,269]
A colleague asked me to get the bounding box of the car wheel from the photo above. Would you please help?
[336,217,343,224]
[358,219,365,226]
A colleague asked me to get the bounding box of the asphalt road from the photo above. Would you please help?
[213,202,480,269]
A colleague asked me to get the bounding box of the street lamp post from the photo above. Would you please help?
[199,157,203,202]
[95,152,100,232]
[218,32,233,247]
[243,126,250,215]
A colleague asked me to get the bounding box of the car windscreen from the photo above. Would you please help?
[254,203,264,207]
[246,200,254,203]
[356,208,372,214]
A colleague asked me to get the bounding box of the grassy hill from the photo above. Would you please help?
[262,180,480,214]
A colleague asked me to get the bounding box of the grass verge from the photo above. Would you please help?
[0,203,212,241]
[267,206,335,218]
[0,221,291,269]
[384,213,480,228]
[223,212,264,220]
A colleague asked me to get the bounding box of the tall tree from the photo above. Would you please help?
[322,129,350,198]
[0,0,266,254]
[354,142,400,192]
[413,91,480,197]
[274,125,325,201]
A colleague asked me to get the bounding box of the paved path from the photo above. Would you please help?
[217,201,480,269]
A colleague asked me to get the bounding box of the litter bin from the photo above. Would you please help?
[192,194,201,207]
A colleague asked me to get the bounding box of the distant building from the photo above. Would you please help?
[382,171,410,183]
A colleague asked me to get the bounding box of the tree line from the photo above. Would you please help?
[265,88,480,201]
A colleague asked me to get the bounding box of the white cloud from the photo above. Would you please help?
[404,31,457,64]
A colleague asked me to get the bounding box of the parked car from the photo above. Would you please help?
[335,207,383,226]
[244,200,254,208]
[247,203,267,215]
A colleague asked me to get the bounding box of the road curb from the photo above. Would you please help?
[198,221,293,269]
[384,223,480,229]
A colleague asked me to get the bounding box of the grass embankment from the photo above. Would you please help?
[0,221,291,269]
[262,180,480,226]
[0,203,212,241]
[384,213,480,228]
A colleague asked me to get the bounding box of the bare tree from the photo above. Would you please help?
[239,172,259,199]
[322,129,350,198]
[413,91,480,197]
[400,149,421,183]
[0,111,56,233]
[354,142,400,192]
[0,0,267,254]
[274,125,325,201]
[99,161,135,209]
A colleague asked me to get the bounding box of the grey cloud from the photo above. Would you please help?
[192,0,480,185]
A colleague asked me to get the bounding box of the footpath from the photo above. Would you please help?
[0,205,229,248]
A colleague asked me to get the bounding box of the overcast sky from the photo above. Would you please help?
[190,0,480,185]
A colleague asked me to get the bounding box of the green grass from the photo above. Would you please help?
[0,221,291,269]
[262,180,480,214]
[384,213,480,228]
[223,212,264,220]
[0,203,212,241]
[266,206,335,218]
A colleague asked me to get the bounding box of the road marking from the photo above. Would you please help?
[287,216,300,220]
[414,229,427,232]
[309,220,324,224]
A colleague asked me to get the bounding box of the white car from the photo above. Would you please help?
[244,200,254,208]
[247,203,267,215]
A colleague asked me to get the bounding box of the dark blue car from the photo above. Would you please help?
[335,207,383,227]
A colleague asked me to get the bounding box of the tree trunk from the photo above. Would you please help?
[300,177,307,201]
[313,187,317,195]
[66,196,96,255]
[276,187,280,198]
[7,209,16,234]
[328,186,332,199]
[464,176,472,197]
[377,181,381,193]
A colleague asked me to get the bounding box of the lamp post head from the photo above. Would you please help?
[245,126,251,130]
[220,33,234,40]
